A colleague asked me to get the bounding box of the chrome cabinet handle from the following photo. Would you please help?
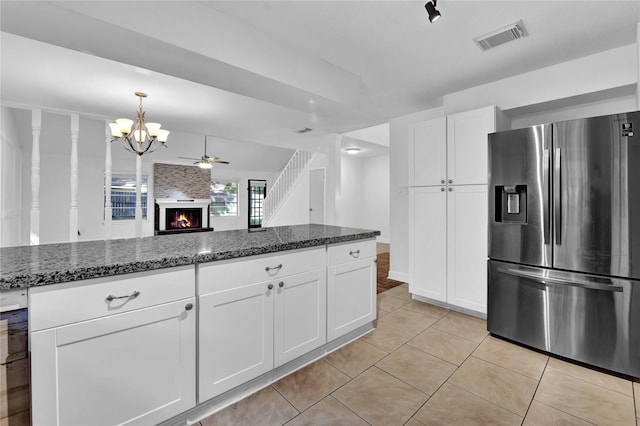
[268,283,274,290]
[349,250,360,257]
[448,187,453,192]
[278,281,284,288]
[440,187,445,192]
[265,264,283,272]
[106,290,140,302]
[448,179,453,184]
[440,179,445,184]
[185,303,193,311]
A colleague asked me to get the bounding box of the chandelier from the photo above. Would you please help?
[109,92,170,156]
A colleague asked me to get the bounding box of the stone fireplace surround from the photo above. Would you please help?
[153,163,213,235]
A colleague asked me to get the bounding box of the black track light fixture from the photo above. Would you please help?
[425,0,441,23]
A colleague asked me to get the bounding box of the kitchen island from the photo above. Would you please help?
[0,224,379,426]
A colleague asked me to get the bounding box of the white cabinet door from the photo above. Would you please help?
[447,185,488,314]
[327,257,376,341]
[409,116,447,186]
[274,268,326,367]
[30,299,196,426]
[199,282,274,401]
[447,106,496,185]
[409,186,448,302]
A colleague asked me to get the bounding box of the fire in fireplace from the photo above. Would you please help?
[167,208,201,230]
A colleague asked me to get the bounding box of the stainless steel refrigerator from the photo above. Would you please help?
[488,111,640,377]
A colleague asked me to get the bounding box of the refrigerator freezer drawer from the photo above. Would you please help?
[488,260,640,378]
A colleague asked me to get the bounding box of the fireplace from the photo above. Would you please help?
[166,208,201,230]
[155,198,213,235]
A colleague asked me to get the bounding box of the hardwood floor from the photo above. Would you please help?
[376,244,404,294]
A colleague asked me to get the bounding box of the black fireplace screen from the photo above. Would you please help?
[166,208,202,230]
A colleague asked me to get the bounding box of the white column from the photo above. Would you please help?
[69,114,79,242]
[326,134,341,226]
[30,109,42,245]
[104,122,113,239]
[135,155,142,238]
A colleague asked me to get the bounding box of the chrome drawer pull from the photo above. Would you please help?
[265,264,283,272]
[106,290,140,302]
[349,250,360,257]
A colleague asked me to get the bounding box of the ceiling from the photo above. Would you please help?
[1,1,639,165]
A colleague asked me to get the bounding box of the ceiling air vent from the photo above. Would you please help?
[296,127,313,134]
[473,20,527,51]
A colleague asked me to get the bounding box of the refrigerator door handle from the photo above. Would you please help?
[543,149,550,244]
[554,147,562,245]
[498,267,623,292]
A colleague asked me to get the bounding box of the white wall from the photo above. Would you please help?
[362,155,389,243]
[335,154,364,229]
[1,107,24,247]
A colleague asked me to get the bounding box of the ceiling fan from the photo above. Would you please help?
[179,136,230,169]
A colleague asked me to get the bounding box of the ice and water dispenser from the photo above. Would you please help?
[494,185,527,223]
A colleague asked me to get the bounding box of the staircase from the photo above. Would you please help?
[264,150,316,225]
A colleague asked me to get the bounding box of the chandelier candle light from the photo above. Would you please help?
[109,92,170,156]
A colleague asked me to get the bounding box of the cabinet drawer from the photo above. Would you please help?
[199,247,325,294]
[29,266,195,331]
[327,239,376,266]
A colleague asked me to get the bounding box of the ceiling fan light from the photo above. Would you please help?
[157,129,170,143]
[146,122,161,137]
[108,122,122,137]
[115,118,133,135]
[425,1,441,23]
[198,161,212,169]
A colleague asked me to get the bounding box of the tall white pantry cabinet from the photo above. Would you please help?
[408,105,507,315]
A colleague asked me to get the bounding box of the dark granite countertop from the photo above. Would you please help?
[0,224,379,290]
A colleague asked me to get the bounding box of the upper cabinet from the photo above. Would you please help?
[409,116,447,186]
[409,106,505,187]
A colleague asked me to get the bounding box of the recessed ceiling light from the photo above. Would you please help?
[344,147,361,155]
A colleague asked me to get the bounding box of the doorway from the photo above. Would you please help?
[248,179,266,228]
[308,168,325,224]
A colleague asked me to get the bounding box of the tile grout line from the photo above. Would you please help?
[519,355,550,425]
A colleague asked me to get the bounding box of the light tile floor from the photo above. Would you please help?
[199,283,639,426]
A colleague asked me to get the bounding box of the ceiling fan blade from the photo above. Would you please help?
[213,160,230,164]
[178,156,201,161]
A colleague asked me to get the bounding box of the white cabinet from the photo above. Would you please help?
[409,106,499,187]
[409,116,447,186]
[198,280,274,400]
[408,105,500,315]
[409,185,488,314]
[198,247,326,401]
[274,268,327,366]
[446,185,488,313]
[327,239,377,341]
[408,187,448,302]
[29,267,196,426]
[446,105,498,185]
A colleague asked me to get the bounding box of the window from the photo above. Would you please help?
[248,179,266,228]
[210,179,238,217]
[105,176,148,220]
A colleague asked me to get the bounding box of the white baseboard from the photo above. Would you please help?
[388,270,408,283]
